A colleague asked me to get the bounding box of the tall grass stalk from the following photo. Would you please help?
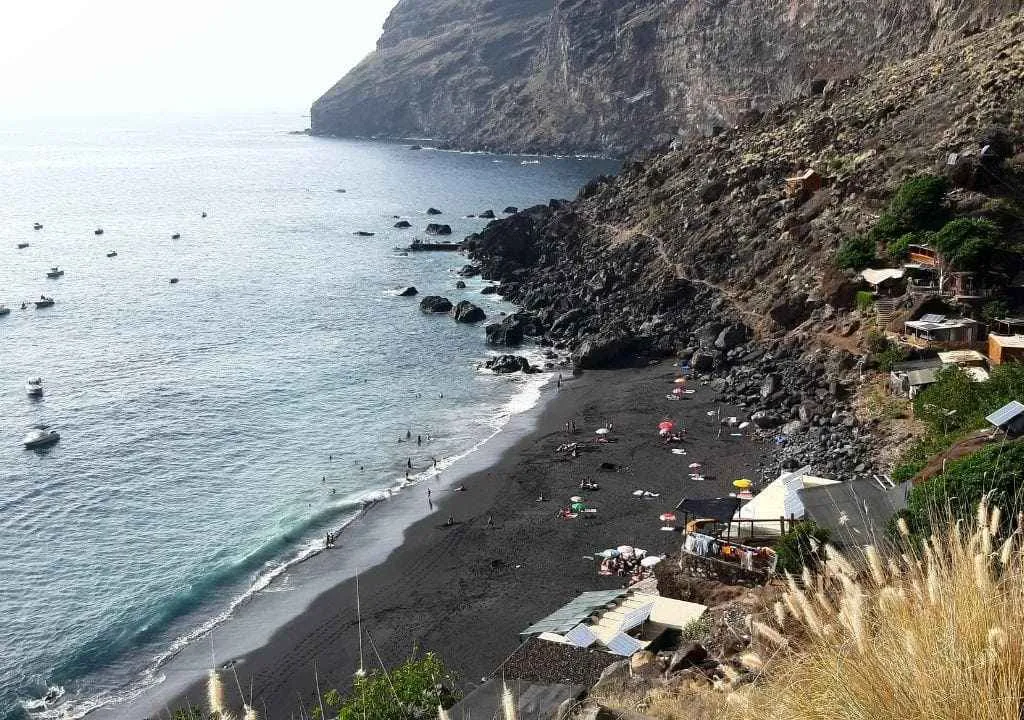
[745,503,1024,720]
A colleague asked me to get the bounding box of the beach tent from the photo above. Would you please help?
[658,421,674,431]
[675,496,741,523]
[734,466,839,538]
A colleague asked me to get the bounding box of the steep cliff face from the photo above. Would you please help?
[312,0,1022,154]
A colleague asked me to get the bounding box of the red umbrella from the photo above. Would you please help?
[659,512,676,523]
[672,387,685,396]
[658,421,674,431]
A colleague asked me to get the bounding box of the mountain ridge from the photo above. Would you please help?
[312,0,1023,155]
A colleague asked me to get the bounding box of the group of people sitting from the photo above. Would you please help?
[598,553,654,585]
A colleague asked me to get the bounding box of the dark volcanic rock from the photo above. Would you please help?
[426,207,442,215]
[425,223,452,235]
[503,206,518,214]
[485,313,535,347]
[398,286,418,297]
[480,285,501,295]
[455,280,467,289]
[450,300,486,323]
[574,333,635,369]
[479,209,496,219]
[353,231,375,236]
[485,355,534,374]
[394,220,412,228]
[419,295,453,313]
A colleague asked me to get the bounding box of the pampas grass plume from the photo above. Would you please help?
[207,670,233,720]
[242,705,258,720]
[438,704,452,720]
[501,682,518,720]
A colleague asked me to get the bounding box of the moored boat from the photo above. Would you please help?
[26,378,43,397]
[46,267,64,279]
[22,425,60,449]
[34,296,55,308]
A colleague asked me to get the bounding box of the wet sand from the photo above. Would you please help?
[170,362,767,717]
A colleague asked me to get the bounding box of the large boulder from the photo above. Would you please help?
[425,207,442,215]
[393,220,412,228]
[502,206,518,214]
[668,642,709,673]
[769,292,810,329]
[485,313,534,346]
[485,355,534,373]
[479,209,496,219]
[451,300,486,323]
[397,286,418,297]
[715,324,748,351]
[425,223,452,235]
[419,296,453,313]
[455,280,467,289]
[574,333,634,369]
[549,308,588,337]
[751,410,783,429]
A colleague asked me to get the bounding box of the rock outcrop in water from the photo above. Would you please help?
[311,0,1022,155]
[420,296,453,313]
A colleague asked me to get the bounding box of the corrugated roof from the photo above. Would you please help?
[892,358,943,372]
[920,313,947,323]
[563,625,597,649]
[675,496,741,522]
[905,368,941,386]
[991,334,1024,349]
[799,480,909,547]
[938,350,987,365]
[521,590,628,637]
[986,401,1024,428]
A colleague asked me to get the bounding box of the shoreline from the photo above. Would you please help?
[145,361,767,719]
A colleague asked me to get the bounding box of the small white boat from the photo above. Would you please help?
[34,297,55,308]
[0,304,10,316]
[23,425,60,449]
[26,378,43,397]
[106,251,117,258]
[46,267,64,279]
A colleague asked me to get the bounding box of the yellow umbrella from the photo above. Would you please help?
[673,377,687,384]
[733,478,752,489]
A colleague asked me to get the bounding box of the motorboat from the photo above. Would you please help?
[169,277,179,284]
[26,378,43,397]
[0,304,9,316]
[171,233,181,240]
[106,251,117,257]
[33,223,43,230]
[34,297,55,308]
[23,425,60,449]
[17,242,29,249]
[46,267,64,279]
[94,228,104,235]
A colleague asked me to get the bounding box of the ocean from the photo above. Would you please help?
[0,112,617,720]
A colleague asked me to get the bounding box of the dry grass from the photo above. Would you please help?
[736,502,1024,720]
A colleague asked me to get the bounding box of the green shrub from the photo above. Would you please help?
[775,521,831,574]
[933,217,1001,270]
[982,297,1011,324]
[875,343,909,371]
[836,235,877,270]
[913,364,1024,437]
[886,230,933,261]
[870,174,950,242]
[855,290,875,312]
[898,442,1024,537]
[314,652,459,720]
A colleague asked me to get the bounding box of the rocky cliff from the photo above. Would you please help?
[458,14,1023,477]
[312,0,1022,155]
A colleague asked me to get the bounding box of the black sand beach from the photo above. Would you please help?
[170,362,767,717]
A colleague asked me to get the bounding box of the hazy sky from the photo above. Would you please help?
[0,0,399,115]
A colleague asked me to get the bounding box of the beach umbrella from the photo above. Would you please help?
[598,548,619,558]
[671,448,686,455]
[737,490,754,500]
[733,478,752,489]
[674,377,687,384]
[659,512,676,523]
[570,495,583,503]
[617,545,634,556]
[672,387,686,396]
[688,462,702,469]
[739,421,751,429]
[595,427,610,435]
[640,556,662,568]
[571,502,586,512]
[658,421,674,431]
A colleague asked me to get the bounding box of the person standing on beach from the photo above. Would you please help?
[407,457,412,469]
[417,434,422,446]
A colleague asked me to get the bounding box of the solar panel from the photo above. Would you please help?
[564,624,597,648]
[920,313,946,323]
[604,632,645,656]
[618,604,654,633]
[986,401,1024,428]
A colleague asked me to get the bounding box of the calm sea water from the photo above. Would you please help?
[0,113,616,720]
